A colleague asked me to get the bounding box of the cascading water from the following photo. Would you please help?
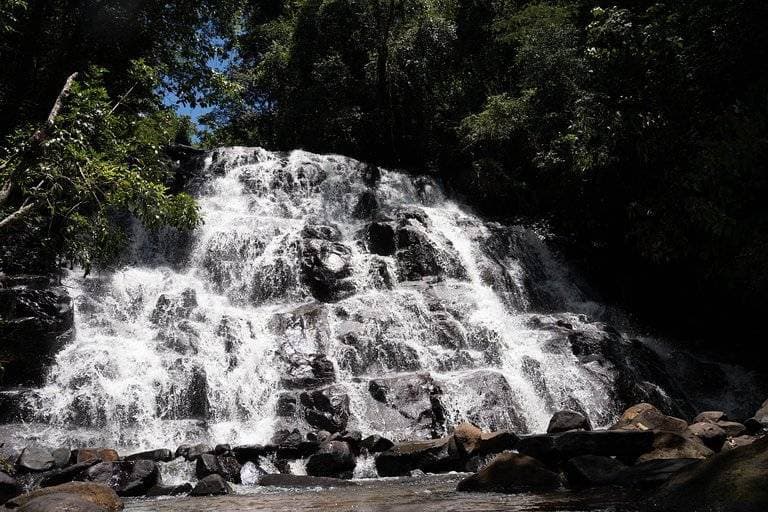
[15,147,698,450]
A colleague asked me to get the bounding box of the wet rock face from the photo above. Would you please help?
[394,211,466,281]
[84,460,159,497]
[368,373,446,438]
[0,275,74,387]
[456,452,562,494]
[300,226,356,302]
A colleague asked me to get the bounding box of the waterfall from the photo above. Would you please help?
[18,147,681,449]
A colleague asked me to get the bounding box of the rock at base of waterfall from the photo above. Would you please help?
[374,437,462,477]
[39,460,100,487]
[258,474,358,488]
[613,459,701,490]
[331,430,363,453]
[17,446,55,472]
[232,445,273,464]
[125,448,173,463]
[637,433,714,462]
[51,447,70,469]
[305,441,356,479]
[1,471,22,505]
[456,452,561,494]
[176,443,212,461]
[547,410,592,434]
[4,482,123,511]
[361,435,394,454]
[477,431,519,455]
[517,431,656,465]
[145,483,193,497]
[649,436,768,512]
[453,422,483,457]
[722,435,758,451]
[610,403,688,433]
[693,411,728,424]
[195,453,242,484]
[715,421,746,438]
[190,474,232,496]
[84,460,159,497]
[74,448,119,464]
[686,422,727,451]
[563,455,627,488]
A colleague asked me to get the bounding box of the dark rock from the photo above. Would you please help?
[638,432,714,462]
[453,421,482,457]
[84,460,159,497]
[563,455,627,488]
[17,446,55,472]
[611,403,688,433]
[74,448,119,464]
[368,373,445,438]
[51,448,70,469]
[258,474,358,488]
[395,223,466,281]
[686,422,727,451]
[196,454,241,484]
[375,437,462,477]
[300,237,355,302]
[518,431,655,465]
[0,276,74,387]
[693,411,727,424]
[745,398,768,432]
[613,459,701,490]
[40,460,99,487]
[276,394,298,416]
[232,444,274,464]
[125,448,173,463]
[176,443,212,461]
[214,444,232,456]
[477,431,519,455]
[4,482,122,511]
[367,222,396,256]
[649,435,768,511]
[306,441,355,479]
[456,452,561,493]
[361,435,394,454]
[301,386,350,434]
[190,474,232,496]
[547,410,592,434]
[301,224,341,242]
[715,421,746,438]
[1,471,21,505]
[145,483,193,496]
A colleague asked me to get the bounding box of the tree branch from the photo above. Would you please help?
[0,181,10,206]
[0,200,36,231]
[31,72,79,143]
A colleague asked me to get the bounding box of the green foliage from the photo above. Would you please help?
[0,67,200,273]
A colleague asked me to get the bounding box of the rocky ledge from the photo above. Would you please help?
[2,401,767,510]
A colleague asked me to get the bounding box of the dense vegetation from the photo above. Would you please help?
[1,0,767,355]
[206,0,768,355]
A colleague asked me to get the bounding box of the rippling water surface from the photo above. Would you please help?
[125,475,639,512]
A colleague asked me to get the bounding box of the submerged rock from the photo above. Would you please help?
[563,455,626,488]
[258,474,358,488]
[305,441,355,479]
[3,482,122,511]
[456,452,561,493]
[375,437,461,477]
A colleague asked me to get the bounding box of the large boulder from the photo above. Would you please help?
[716,421,746,438]
[175,443,212,461]
[547,410,592,434]
[745,399,768,432]
[0,275,74,387]
[124,449,173,463]
[563,455,627,488]
[3,482,123,511]
[517,430,655,465]
[195,454,242,483]
[456,452,561,493]
[190,474,231,496]
[394,211,466,281]
[17,446,55,472]
[40,460,100,487]
[649,435,768,511]
[360,435,394,454]
[638,432,714,462]
[300,235,355,302]
[306,441,355,479]
[611,403,688,433]
[693,411,727,424]
[375,437,462,477]
[452,422,482,457]
[613,459,701,490]
[84,460,159,497]
[74,448,119,464]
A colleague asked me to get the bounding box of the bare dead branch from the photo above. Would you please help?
[0,200,36,231]
[31,72,79,143]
